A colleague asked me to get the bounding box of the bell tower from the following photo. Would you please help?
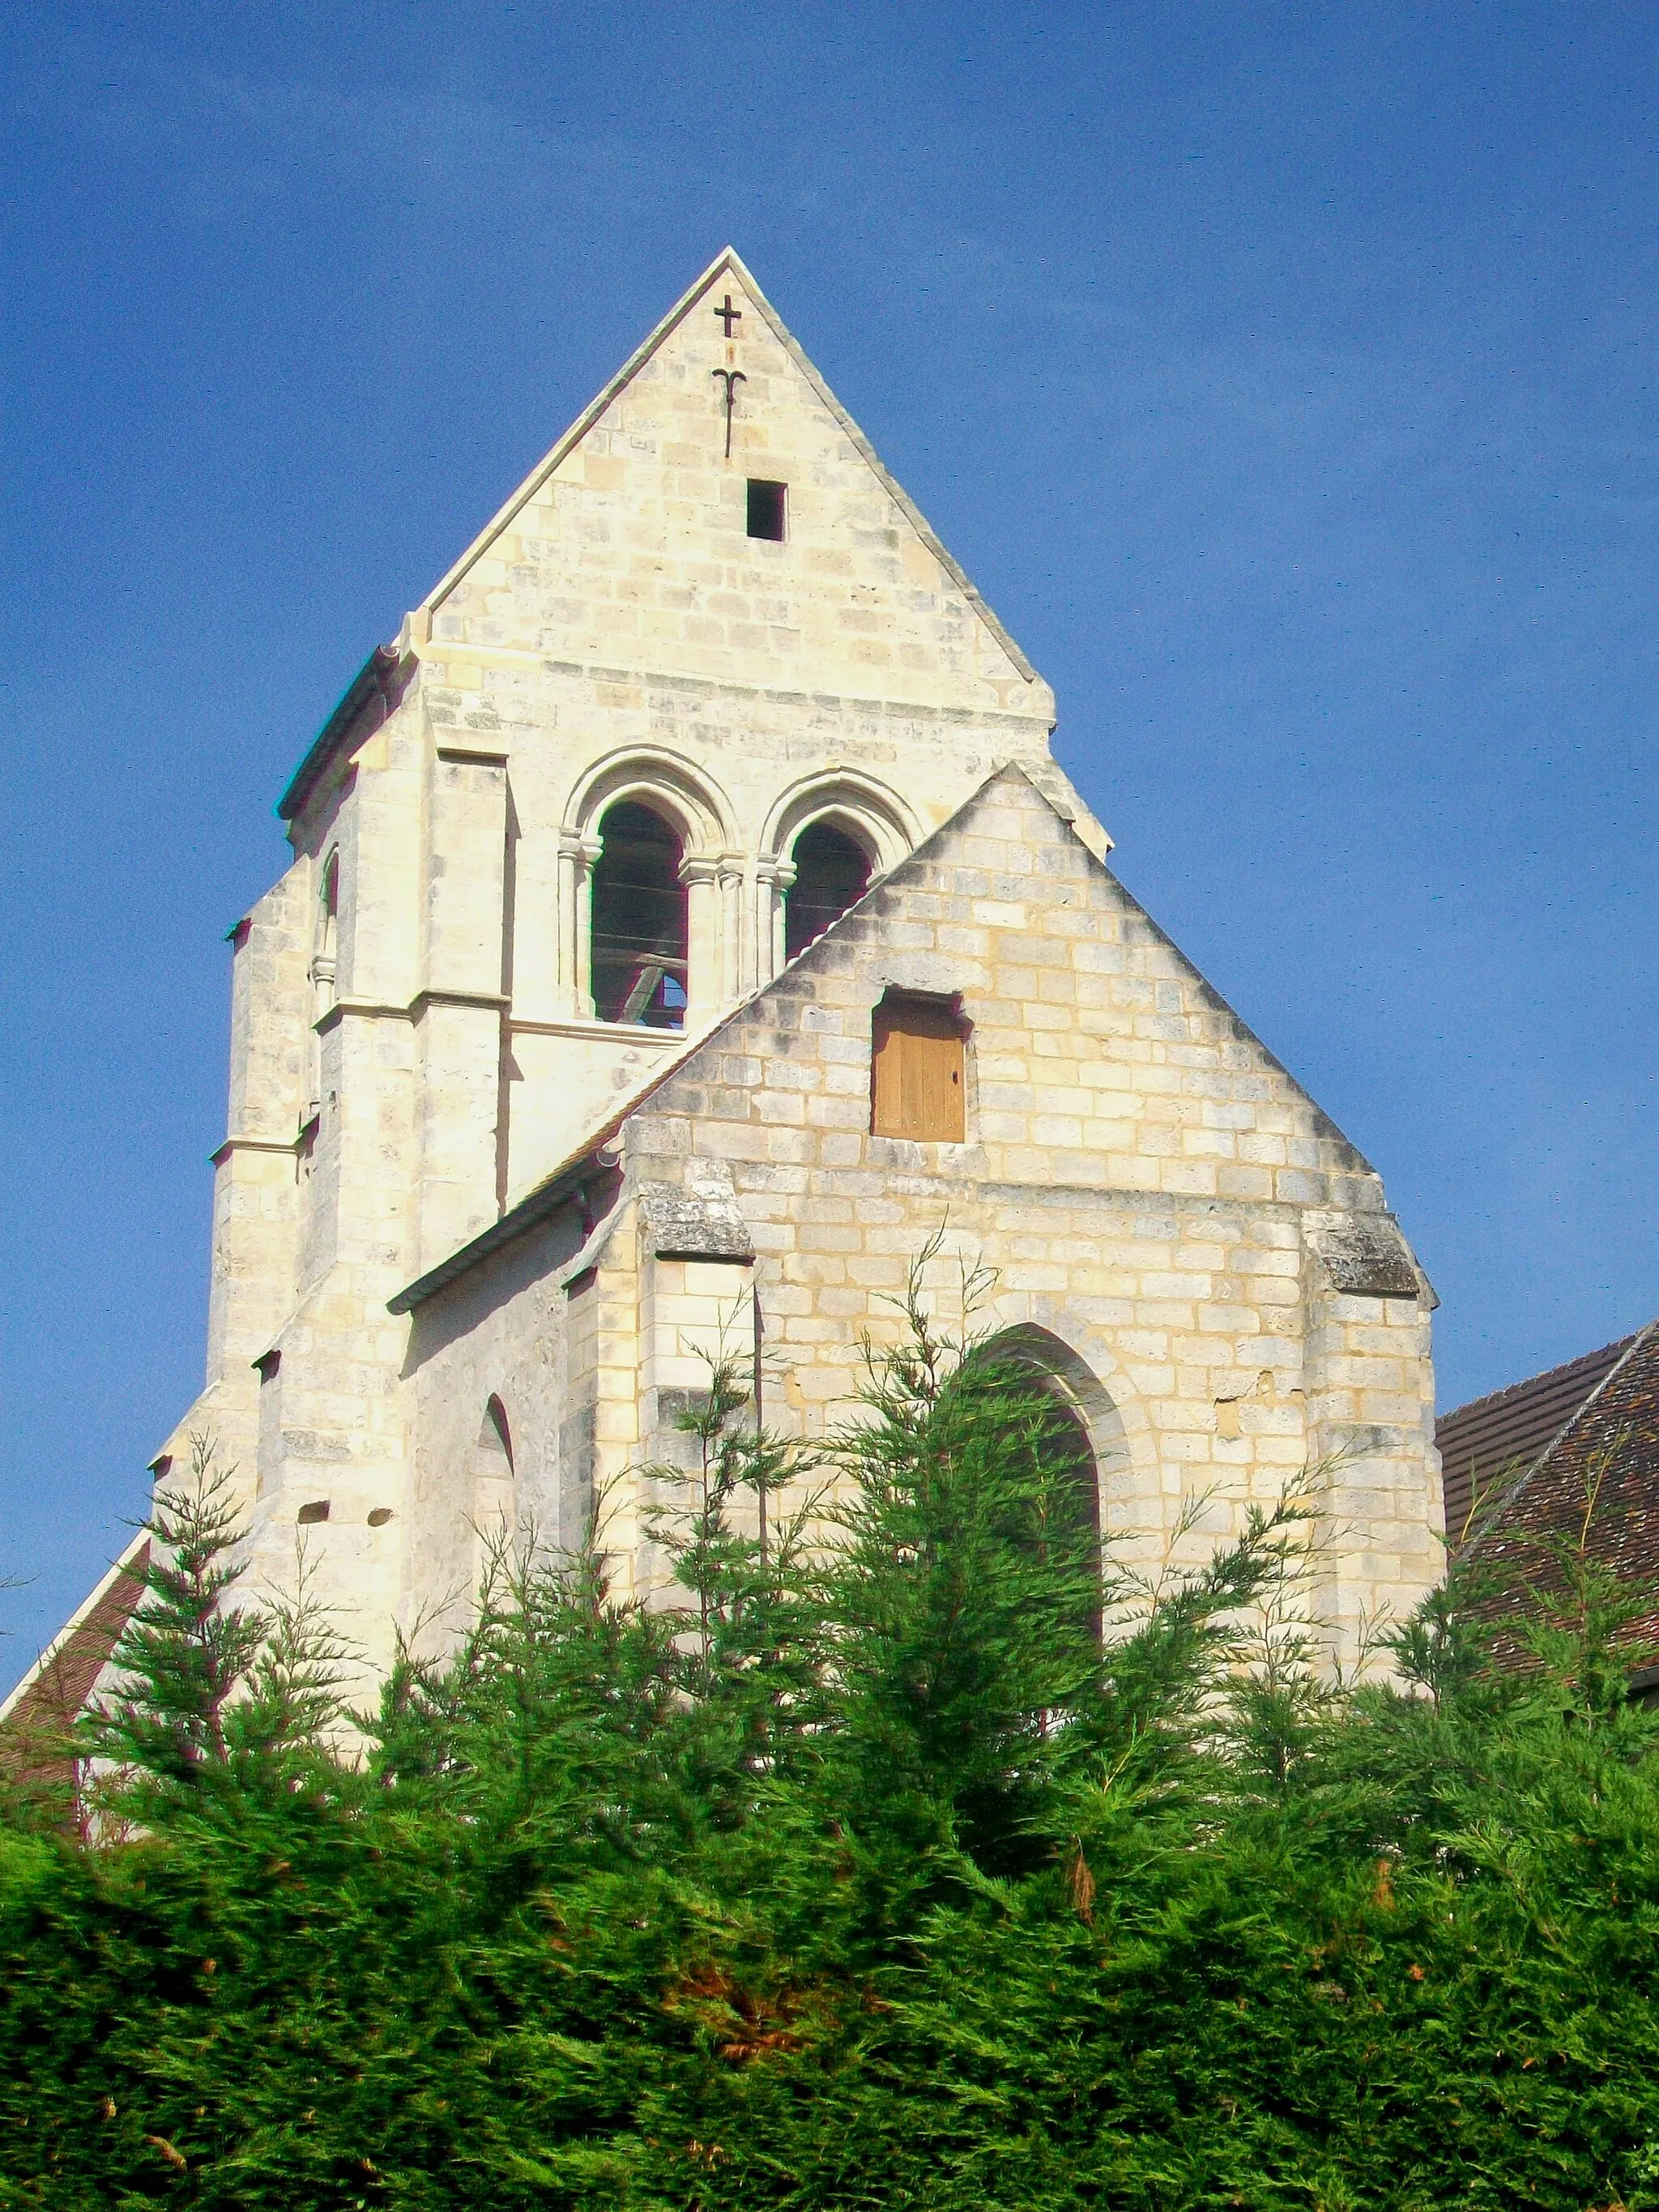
[160,249,1102,1680]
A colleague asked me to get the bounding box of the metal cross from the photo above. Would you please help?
[714,292,742,336]
[711,368,746,458]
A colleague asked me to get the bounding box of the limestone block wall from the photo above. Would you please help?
[190,248,1100,1626]
[421,259,1051,715]
[149,866,313,1509]
[398,1174,633,1647]
[403,658,1075,1199]
[147,256,1440,1686]
[383,765,1438,1673]
[572,765,1442,1655]
[207,869,311,1390]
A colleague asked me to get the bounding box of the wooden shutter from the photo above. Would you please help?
[871,997,966,1140]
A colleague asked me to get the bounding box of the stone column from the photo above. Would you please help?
[753,859,795,991]
[557,833,601,1018]
[718,859,744,1006]
[680,856,721,1024]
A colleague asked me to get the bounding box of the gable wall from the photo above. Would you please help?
[593,771,1440,1649]
[424,262,1047,711]
[126,260,1439,1695]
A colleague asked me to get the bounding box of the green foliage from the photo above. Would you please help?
[5,1297,1659,2208]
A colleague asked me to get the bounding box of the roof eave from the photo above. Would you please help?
[277,641,407,826]
[387,1144,619,1315]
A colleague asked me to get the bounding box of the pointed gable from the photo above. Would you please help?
[390,760,1401,1329]
[415,249,1053,722]
[628,762,1384,1215]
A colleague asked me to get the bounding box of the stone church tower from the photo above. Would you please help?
[131,248,1440,1687]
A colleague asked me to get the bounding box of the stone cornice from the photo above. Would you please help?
[507,1016,687,1045]
[211,1133,300,1165]
[315,989,509,1034]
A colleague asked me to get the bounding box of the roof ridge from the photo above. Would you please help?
[1439,1330,1642,1427]
[1465,1318,1659,1551]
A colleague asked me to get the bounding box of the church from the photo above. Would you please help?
[22,249,1445,1709]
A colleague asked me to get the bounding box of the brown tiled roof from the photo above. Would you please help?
[1435,1332,1640,1545]
[1460,1321,1659,1646]
[0,1535,149,1803]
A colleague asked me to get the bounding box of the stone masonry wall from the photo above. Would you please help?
[580,766,1443,1656]
[137,257,1438,1691]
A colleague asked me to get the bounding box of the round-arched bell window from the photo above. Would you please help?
[784,819,872,961]
[591,801,689,1027]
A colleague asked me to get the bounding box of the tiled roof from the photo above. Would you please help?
[0,1533,149,1801]
[1456,1321,1659,1646]
[1435,1332,1640,1545]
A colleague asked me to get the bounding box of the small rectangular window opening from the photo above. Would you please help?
[871,992,967,1142]
[746,479,787,541]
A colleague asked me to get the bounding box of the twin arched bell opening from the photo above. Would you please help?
[587,801,876,1029]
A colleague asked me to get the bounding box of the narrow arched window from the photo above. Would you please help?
[784,820,872,961]
[590,801,689,1028]
[307,850,342,1124]
[318,850,339,961]
[962,1342,1103,1650]
[1037,1389,1102,1648]
[473,1396,515,1590]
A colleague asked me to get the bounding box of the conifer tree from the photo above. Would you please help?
[6,1289,1659,2207]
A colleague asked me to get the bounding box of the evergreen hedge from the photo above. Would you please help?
[4,1276,1658,2209]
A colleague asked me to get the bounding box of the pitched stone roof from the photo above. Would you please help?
[279,246,1051,832]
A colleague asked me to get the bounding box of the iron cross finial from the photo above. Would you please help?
[714,293,742,337]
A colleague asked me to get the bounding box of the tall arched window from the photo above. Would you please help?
[307,850,341,1123]
[970,1331,1108,1647]
[784,820,872,961]
[1029,1385,1102,1648]
[473,1396,515,1592]
[590,801,689,1028]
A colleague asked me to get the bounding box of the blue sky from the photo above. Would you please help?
[2,2,1655,1684]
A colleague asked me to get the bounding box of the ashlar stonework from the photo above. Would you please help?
[45,249,1444,1703]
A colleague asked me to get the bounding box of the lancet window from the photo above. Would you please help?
[307,849,340,1123]
[472,1396,516,1593]
[970,1329,1111,1648]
